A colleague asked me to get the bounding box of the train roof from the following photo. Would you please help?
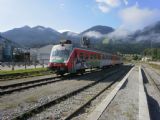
[56,40,121,57]
[73,46,119,57]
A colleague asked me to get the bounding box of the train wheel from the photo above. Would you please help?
[60,73,64,76]
[80,69,85,75]
[59,72,64,76]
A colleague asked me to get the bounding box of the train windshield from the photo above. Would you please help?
[51,49,71,60]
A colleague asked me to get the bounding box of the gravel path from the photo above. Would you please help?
[99,66,139,120]
[142,65,160,120]
[0,69,110,120]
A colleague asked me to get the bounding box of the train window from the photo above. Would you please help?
[94,54,97,59]
[51,49,70,60]
[80,53,84,59]
[101,55,103,59]
[106,55,109,59]
[75,52,77,58]
[85,54,89,60]
[90,55,93,59]
[98,54,101,60]
[102,55,105,59]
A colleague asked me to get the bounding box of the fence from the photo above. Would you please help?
[0,61,48,71]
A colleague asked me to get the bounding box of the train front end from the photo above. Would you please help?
[48,40,73,75]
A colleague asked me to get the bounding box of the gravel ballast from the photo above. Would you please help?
[0,69,112,120]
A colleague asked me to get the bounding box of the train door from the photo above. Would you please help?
[74,51,82,71]
[67,50,76,73]
[112,55,116,65]
[97,54,101,68]
[100,54,104,68]
[84,53,89,69]
[107,54,111,66]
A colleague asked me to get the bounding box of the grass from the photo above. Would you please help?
[148,63,160,72]
[0,67,48,75]
[0,67,53,80]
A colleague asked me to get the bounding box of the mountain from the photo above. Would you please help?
[81,25,114,35]
[1,26,61,48]
[134,21,160,43]
[2,22,160,54]
[101,21,160,54]
[61,26,115,48]
[61,31,81,46]
[1,25,114,48]
[0,35,20,47]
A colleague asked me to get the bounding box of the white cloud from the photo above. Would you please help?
[58,29,71,33]
[98,4,110,13]
[96,0,128,13]
[119,5,160,30]
[58,29,79,34]
[123,0,128,5]
[96,0,120,7]
[66,31,79,36]
[107,27,132,40]
[84,31,103,38]
[136,32,160,42]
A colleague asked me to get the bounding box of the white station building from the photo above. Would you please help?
[30,45,53,64]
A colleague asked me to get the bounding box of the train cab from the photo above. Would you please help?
[48,40,73,74]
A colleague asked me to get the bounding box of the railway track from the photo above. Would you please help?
[63,71,127,120]
[0,76,62,96]
[0,67,117,96]
[147,64,160,78]
[142,65,160,92]
[11,65,132,120]
[0,75,60,89]
[61,66,132,120]
[142,65,160,120]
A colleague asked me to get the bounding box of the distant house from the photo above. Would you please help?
[0,42,3,61]
[13,48,30,62]
[3,41,13,61]
[30,45,53,64]
[37,45,53,64]
[30,48,38,63]
[141,56,152,62]
[0,35,13,62]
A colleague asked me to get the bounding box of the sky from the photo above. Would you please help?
[0,0,160,33]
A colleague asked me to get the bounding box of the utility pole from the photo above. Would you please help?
[150,39,153,60]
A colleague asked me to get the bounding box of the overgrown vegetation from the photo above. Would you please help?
[122,54,142,63]
[149,63,160,72]
[0,68,52,80]
[143,48,160,60]
[0,67,48,75]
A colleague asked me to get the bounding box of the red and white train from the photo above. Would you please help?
[48,40,123,75]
